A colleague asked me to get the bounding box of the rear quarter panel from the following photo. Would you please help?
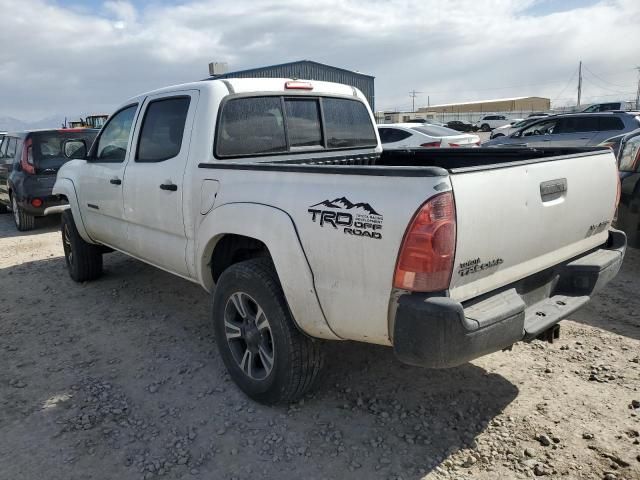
[194,167,450,345]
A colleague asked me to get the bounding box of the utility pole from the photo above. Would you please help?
[409,90,422,112]
[635,66,640,110]
[427,95,430,108]
[577,60,582,108]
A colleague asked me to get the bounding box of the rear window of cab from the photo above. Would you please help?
[215,95,377,158]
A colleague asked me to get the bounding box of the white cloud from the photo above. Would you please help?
[0,0,638,121]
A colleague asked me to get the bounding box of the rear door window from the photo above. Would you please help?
[216,96,376,157]
[379,128,411,143]
[136,97,191,162]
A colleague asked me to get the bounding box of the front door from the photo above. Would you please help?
[121,91,199,277]
[76,104,140,246]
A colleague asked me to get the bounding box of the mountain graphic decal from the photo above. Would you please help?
[310,196,381,216]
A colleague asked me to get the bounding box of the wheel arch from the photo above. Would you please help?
[196,202,340,340]
[52,178,96,244]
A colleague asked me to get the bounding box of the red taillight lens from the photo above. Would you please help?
[20,138,35,175]
[31,198,43,208]
[393,192,457,292]
[420,141,441,148]
[448,143,461,148]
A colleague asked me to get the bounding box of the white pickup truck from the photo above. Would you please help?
[52,78,626,404]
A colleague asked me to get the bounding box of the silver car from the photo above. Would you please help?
[482,112,640,148]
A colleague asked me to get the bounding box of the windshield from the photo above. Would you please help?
[31,130,98,172]
[412,125,461,137]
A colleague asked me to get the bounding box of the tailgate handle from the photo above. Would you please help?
[540,178,567,202]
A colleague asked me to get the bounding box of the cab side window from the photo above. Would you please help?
[94,105,138,163]
[136,97,191,162]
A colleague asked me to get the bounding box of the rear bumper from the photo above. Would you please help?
[17,195,67,216]
[392,229,626,368]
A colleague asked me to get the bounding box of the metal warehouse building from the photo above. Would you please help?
[419,96,550,114]
[208,60,375,110]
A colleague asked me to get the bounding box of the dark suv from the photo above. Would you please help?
[0,129,98,230]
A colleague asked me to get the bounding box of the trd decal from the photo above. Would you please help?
[458,257,504,277]
[308,196,383,239]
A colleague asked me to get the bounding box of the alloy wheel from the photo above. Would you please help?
[223,291,275,381]
[63,223,73,266]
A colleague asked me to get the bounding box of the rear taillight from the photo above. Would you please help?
[448,143,461,148]
[393,192,457,292]
[420,141,441,148]
[20,138,34,175]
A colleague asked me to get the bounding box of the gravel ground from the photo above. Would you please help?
[0,213,639,480]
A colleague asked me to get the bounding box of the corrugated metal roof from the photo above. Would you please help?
[208,59,374,79]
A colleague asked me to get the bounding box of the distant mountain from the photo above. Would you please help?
[310,196,381,216]
[0,114,72,132]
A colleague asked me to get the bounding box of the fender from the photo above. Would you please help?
[196,202,341,341]
[52,177,97,244]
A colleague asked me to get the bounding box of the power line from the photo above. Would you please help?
[551,66,578,104]
[582,64,630,89]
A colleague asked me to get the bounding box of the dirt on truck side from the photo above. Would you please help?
[0,214,639,480]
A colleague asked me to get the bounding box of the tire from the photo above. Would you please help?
[481,123,491,132]
[11,195,35,231]
[212,258,324,404]
[61,210,103,282]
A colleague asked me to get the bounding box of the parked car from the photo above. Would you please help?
[490,117,541,139]
[0,128,98,230]
[474,115,511,131]
[403,119,447,126]
[52,78,624,404]
[482,112,640,148]
[378,123,480,149]
[582,101,635,113]
[445,120,476,132]
[601,128,640,247]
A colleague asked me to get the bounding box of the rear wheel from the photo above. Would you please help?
[61,210,103,282]
[11,195,35,231]
[212,258,324,404]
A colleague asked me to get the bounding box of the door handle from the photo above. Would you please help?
[160,183,178,191]
[110,178,121,185]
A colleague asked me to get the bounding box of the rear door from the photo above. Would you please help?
[448,150,618,302]
[550,116,599,146]
[121,91,198,277]
[592,116,626,145]
[75,104,140,246]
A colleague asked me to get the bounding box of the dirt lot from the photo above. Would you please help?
[0,214,639,480]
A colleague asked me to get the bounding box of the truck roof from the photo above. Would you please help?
[125,78,363,106]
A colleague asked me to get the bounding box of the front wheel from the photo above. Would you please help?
[11,195,35,231]
[481,123,491,132]
[61,210,103,282]
[212,258,324,404]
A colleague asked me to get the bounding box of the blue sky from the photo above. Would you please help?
[1,0,638,120]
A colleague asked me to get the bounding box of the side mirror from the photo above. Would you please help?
[63,139,87,159]
[511,131,522,138]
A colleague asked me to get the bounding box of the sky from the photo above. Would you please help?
[0,0,639,121]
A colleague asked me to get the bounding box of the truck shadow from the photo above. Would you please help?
[0,252,518,479]
[570,245,640,341]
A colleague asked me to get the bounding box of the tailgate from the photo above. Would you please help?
[448,150,618,302]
